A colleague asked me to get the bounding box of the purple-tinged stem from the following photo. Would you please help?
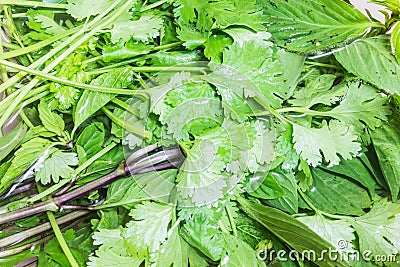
[0,210,90,249]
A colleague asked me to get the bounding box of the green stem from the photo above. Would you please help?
[19,109,34,129]
[46,211,79,267]
[275,106,325,116]
[89,66,208,76]
[253,95,291,125]
[305,61,342,70]
[0,32,8,82]
[101,106,152,140]
[0,0,67,8]
[29,142,118,204]
[86,41,183,75]
[28,181,69,204]
[0,90,50,115]
[0,0,128,132]
[93,197,153,210]
[226,204,238,237]
[140,0,170,12]
[111,98,140,117]
[4,6,35,63]
[0,26,82,60]
[0,58,147,96]
[74,142,117,175]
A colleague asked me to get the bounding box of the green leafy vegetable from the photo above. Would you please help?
[1,1,400,267]
[263,0,383,53]
[35,148,78,184]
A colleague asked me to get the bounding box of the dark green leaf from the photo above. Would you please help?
[221,234,263,267]
[265,171,298,214]
[76,122,105,161]
[38,100,65,136]
[335,37,400,94]
[304,168,371,216]
[238,197,349,267]
[370,121,400,200]
[320,156,377,196]
[246,171,285,200]
[73,67,134,129]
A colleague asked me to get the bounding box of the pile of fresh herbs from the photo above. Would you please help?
[0,0,400,266]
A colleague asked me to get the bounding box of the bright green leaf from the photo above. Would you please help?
[35,148,78,184]
[262,0,382,53]
[335,37,400,95]
[292,120,361,167]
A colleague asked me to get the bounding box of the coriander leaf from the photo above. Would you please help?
[224,28,272,48]
[274,127,299,171]
[124,202,173,257]
[67,0,112,21]
[88,246,143,267]
[34,14,65,35]
[288,74,343,108]
[220,234,263,267]
[297,213,355,250]
[206,41,303,108]
[335,37,400,95]
[370,121,400,200]
[35,148,78,184]
[92,228,125,248]
[350,199,400,256]
[74,67,134,129]
[181,212,225,261]
[175,0,266,31]
[204,34,233,62]
[324,82,390,130]
[262,0,382,53]
[176,139,228,206]
[176,25,208,50]
[155,226,189,267]
[110,14,164,43]
[38,100,65,136]
[0,138,53,194]
[292,120,361,167]
[152,79,223,141]
[51,85,80,110]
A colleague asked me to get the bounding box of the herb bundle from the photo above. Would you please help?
[0,0,399,266]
